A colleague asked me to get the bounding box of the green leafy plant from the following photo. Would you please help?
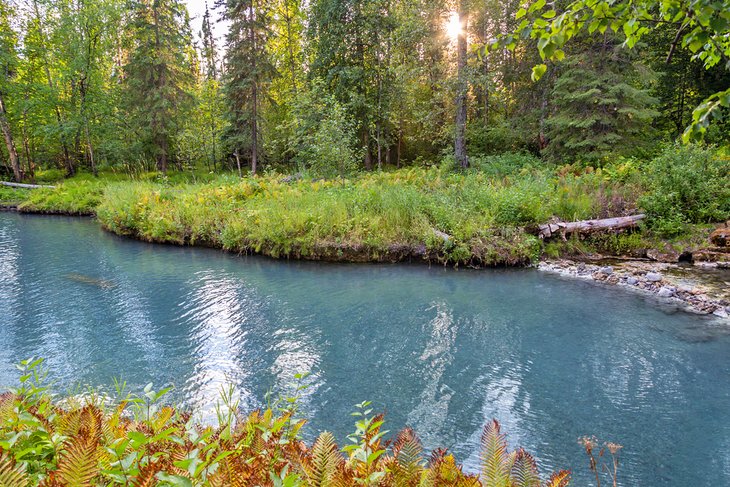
[0,359,572,487]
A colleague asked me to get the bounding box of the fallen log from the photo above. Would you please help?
[1,181,56,189]
[535,214,645,240]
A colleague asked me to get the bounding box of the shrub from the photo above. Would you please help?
[469,152,541,178]
[639,144,730,236]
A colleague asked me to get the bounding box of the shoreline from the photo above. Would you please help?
[538,259,730,319]
[4,206,730,318]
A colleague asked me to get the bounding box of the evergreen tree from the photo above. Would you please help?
[123,0,194,173]
[220,0,275,175]
[200,3,219,80]
[543,38,659,163]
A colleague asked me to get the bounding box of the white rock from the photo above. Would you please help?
[657,286,675,298]
[646,272,663,282]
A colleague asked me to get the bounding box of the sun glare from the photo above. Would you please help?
[446,12,462,40]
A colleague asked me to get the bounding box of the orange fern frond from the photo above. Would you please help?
[0,452,29,487]
[53,436,100,487]
[542,470,571,487]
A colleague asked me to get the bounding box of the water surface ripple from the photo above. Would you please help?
[1,213,729,486]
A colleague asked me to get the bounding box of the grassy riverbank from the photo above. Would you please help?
[2,146,728,266]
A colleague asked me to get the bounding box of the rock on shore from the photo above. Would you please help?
[538,259,730,318]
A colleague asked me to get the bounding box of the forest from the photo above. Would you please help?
[0,0,728,181]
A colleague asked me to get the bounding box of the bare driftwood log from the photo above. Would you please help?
[536,214,645,240]
[1,181,56,189]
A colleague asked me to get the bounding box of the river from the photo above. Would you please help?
[1,212,729,485]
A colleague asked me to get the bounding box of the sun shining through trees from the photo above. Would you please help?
[446,11,462,41]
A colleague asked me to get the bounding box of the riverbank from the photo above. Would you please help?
[1,146,728,268]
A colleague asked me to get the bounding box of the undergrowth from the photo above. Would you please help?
[0,358,571,487]
[4,145,726,264]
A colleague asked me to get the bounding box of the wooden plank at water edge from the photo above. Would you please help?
[536,214,646,239]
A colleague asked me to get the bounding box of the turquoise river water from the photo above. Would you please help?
[1,212,729,485]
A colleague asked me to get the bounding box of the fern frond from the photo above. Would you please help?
[479,419,514,487]
[54,437,99,486]
[57,409,82,438]
[542,470,571,487]
[78,405,104,444]
[0,393,17,428]
[393,428,424,470]
[510,449,540,487]
[302,431,342,487]
[132,460,166,487]
[0,452,29,487]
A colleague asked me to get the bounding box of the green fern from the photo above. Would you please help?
[303,431,342,487]
[479,420,515,487]
[388,428,424,486]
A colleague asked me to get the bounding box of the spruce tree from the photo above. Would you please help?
[200,3,218,80]
[220,0,275,175]
[543,38,659,163]
[124,0,194,173]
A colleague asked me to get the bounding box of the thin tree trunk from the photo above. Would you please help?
[376,120,382,171]
[159,133,168,174]
[85,124,96,176]
[0,92,22,182]
[397,123,402,168]
[454,3,468,169]
[234,147,242,178]
[363,130,372,170]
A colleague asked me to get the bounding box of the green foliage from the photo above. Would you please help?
[291,80,359,179]
[543,40,659,163]
[123,0,195,173]
[18,181,103,215]
[0,359,570,486]
[639,144,730,236]
[500,0,730,139]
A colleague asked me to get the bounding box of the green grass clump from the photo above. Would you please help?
[95,169,561,264]
[11,147,727,264]
[18,181,103,215]
[0,186,29,204]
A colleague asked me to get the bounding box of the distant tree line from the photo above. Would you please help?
[0,0,728,181]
